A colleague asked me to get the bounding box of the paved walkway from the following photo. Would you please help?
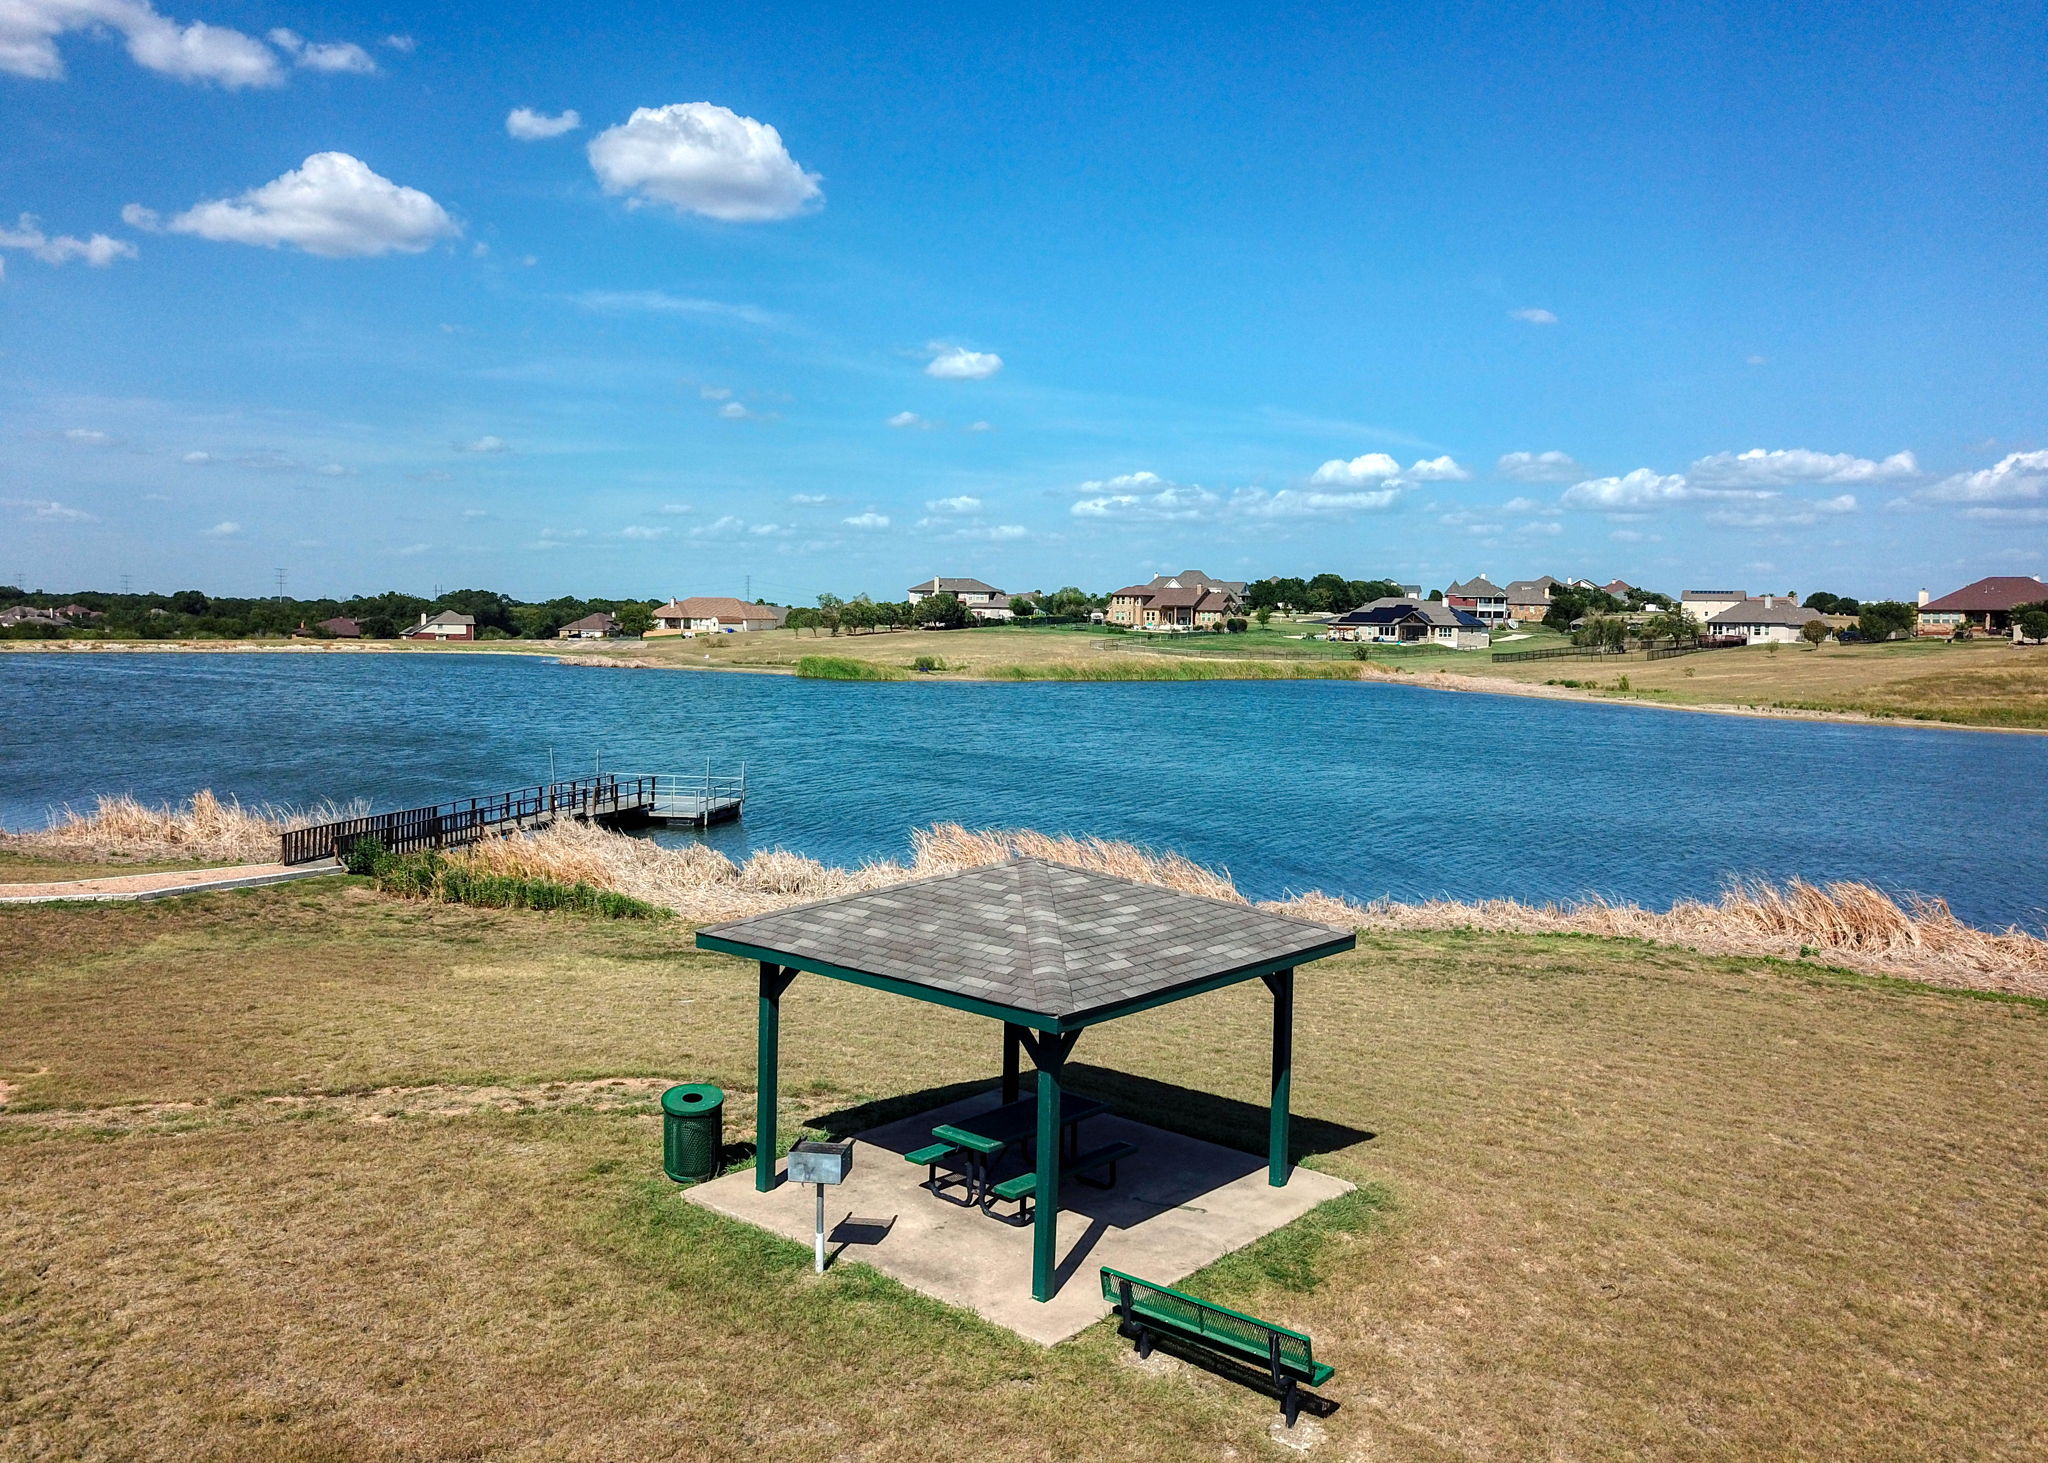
[0,861,338,903]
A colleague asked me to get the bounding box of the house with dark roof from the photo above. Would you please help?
[1444,576,1509,624]
[906,577,1012,621]
[1105,569,1244,630]
[293,616,362,639]
[1503,576,1560,623]
[1703,594,1825,645]
[1325,597,1491,649]
[555,611,619,640]
[1916,576,2046,639]
[403,611,476,642]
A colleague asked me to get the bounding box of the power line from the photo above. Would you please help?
[274,567,287,599]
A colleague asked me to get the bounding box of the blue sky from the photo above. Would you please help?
[2,1,2043,604]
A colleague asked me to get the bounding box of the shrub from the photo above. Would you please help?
[341,835,387,875]
[1226,617,1248,633]
[373,847,666,919]
[912,655,947,673]
[795,656,909,681]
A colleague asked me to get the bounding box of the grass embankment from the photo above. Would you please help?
[3,877,2045,1459]
[794,655,910,681]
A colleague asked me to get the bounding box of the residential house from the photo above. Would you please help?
[1105,569,1246,630]
[55,603,102,622]
[647,597,784,636]
[555,611,619,640]
[0,605,71,630]
[907,577,1013,622]
[1599,579,1636,600]
[1444,576,1509,624]
[293,616,362,638]
[1703,594,1825,645]
[1502,576,1560,623]
[1681,589,1750,625]
[1325,597,1491,649]
[404,611,476,642]
[1915,576,2046,638]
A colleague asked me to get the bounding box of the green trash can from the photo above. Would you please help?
[661,1083,724,1182]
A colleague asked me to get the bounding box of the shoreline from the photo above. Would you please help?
[6,637,2043,737]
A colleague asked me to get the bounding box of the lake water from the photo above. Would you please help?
[2,652,2043,929]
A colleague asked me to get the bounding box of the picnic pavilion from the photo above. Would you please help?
[694,856,1357,1305]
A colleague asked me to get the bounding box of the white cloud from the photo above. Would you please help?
[1688,447,1918,489]
[1,0,281,86]
[1309,453,1401,486]
[507,107,581,140]
[924,495,981,514]
[842,511,890,529]
[458,435,508,453]
[180,450,211,464]
[749,522,792,536]
[1500,496,1559,514]
[461,508,488,518]
[718,401,752,419]
[698,385,732,400]
[157,152,457,257]
[0,214,136,266]
[1609,528,1661,544]
[1918,450,2048,505]
[619,524,669,540]
[4,496,94,521]
[965,420,992,433]
[1072,479,1220,521]
[1510,307,1559,325]
[1496,450,1583,483]
[381,34,414,53]
[937,522,1028,541]
[1404,455,1470,482]
[63,427,113,444]
[202,519,240,536]
[1561,469,1704,510]
[656,502,693,515]
[690,515,745,538]
[397,542,430,556]
[1704,494,1858,529]
[886,410,929,429]
[1518,520,1564,535]
[313,463,347,476]
[1961,506,2048,524]
[789,493,826,505]
[1234,487,1402,518]
[587,103,821,221]
[1073,470,1167,495]
[1746,354,1767,366]
[925,342,1003,380]
[266,28,375,74]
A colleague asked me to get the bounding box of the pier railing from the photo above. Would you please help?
[280,773,660,866]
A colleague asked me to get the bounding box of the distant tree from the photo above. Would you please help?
[1644,607,1701,644]
[168,589,210,616]
[1800,619,1831,648]
[918,591,971,629]
[1573,614,1628,650]
[615,602,655,637]
[2017,608,2048,644]
[1254,604,1273,628]
[1835,597,1860,615]
[433,588,516,634]
[1426,588,1443,601]
[1627,588,1675,611]
[1858,600,1917,642]
[1009,595,1037,619]
[1546,587,1623,634]
[1225,616,1248,633]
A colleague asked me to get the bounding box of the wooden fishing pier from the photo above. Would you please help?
[279,770,747,866]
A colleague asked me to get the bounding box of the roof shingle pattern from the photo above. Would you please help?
[698,858,1351,1022]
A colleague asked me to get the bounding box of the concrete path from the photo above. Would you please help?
[689,1090,1351,1345]
[0,861,339,903]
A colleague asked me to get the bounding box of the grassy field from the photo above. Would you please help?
[0,849,241,885]
[1463,635,2048,728]
[4,877,2044,1460]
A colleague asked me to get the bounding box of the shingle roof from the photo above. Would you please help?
[419,611,474,627]
[1920,576,2046,614]
[1707,597,1822,627]
[1446,577,1506,597]
[910,577,1002,595]
[696,858,1354,1028]
[1682,589,1746,603]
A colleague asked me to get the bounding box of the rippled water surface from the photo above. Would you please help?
[3,652,2043,928]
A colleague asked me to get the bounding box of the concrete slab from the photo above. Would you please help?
[687,1090,1351,1345]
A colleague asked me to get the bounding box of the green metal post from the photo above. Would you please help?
[756,963,791,1192]
[1002,1022,1022,1105]
[1031,1039,1063,1301]
[1265,967,1294,1186]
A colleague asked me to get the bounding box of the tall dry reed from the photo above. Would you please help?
[1,790,361,863]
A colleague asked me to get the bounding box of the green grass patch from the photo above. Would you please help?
[795,655,910,681]
[1186,1184,1396,1297]
[366,848,670,919]
[986,659,1361,682]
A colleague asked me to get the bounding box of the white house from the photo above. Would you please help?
[1703,595,1825,645]
[907,577,1014,622]
[1324,597,1491,649]
[404,611,476,641]
[647,597,783,636]
[1681,589,1751,625]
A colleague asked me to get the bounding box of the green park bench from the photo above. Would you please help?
[1100,1266,1334,1427]
[985,1139,1137,1222]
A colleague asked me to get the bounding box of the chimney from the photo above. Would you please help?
[1762,595,1774,609]
[1917,589,1929,607]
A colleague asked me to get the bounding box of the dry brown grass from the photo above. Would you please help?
[0,789,359,863]
[448,819,2047,997]
[4,882,2046,1460]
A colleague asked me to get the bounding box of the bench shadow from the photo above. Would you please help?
[1122,1327,1341,1423]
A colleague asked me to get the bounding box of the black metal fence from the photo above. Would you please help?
[1490,644,1630,663]
[1494,635,1751,665]
[280,774,656,866]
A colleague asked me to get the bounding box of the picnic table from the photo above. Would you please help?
[906,1094,1112,1210]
